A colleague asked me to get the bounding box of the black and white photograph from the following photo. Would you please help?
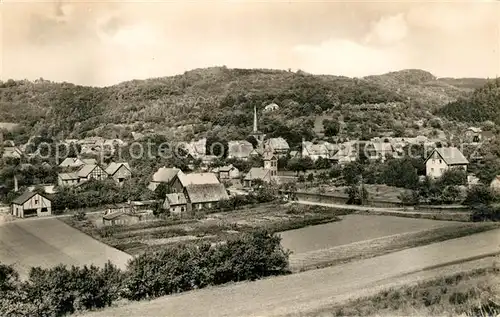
[1,0,500,316]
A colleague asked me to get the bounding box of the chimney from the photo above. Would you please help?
[14,175,18,192]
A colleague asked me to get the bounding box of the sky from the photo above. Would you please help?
[1,0,499,87]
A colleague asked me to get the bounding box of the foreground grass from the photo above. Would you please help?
[290,222,500,272]
[302,265,500,316]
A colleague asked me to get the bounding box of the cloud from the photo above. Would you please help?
[293,39,410,77]
[364,13,408,45]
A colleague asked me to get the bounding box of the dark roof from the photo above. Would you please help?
[425,147,469,165]
[185,183,229,204]
[12,191,50,205]
[165,193,187,206]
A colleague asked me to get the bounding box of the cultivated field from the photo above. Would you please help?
[81,229,500,317]
[63,203,350,255]
[0,218,132,278]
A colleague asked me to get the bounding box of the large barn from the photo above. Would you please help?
[11,191,52,218]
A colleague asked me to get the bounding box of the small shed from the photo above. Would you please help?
[163,193,188,216]
[11,191,52,218]
[102,210,142,226]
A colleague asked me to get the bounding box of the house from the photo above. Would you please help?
[491,175,500,194]
[227,140,254,160]
[243,168,271,187]
[289,150,300,159]
[331,141,358,164]
[302,141,338,161]
[59,157,85,169]
[425,147,469,179]
[212,164,240,180]
[171,172,220,193]
[169,172,229,211]
[263,137,290,156]
[1,146,23,159]
[368,142,396,161]
[105,162,132,185]
[464,127,482,143]
[182,138,206,159]
[263,152,278,177]
[11,191,52,218]
[185,183,229,211]
[467,174,480,188]
[163,193,188,216]
[58,172,79,186]
[263,103,279,112]
[148,167,182,191]
[77,164,108,182]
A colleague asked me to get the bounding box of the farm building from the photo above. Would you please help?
[148,167,182,191]
[185,184,229,211]
[425,147,469,179]
[105,162,132,185]
[77,164,108,181]
[163,193,188,215]
[102,203,155,226]
[58,172,79,186]
[212,164,240,180]
[11,191,52,218]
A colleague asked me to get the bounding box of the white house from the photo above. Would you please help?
[490,175,500,194]
[11,191,52,218]
[425,147,469,179]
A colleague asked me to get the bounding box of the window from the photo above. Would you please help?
[431,168,434,172]
[34,199,39,205]
[181,207,185,212]
[439,159,442,164]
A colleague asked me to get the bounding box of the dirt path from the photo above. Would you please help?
[82,228,500,317]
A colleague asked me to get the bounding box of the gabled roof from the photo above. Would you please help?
[58,172,79,180]
[467,127,482,133]
[105,162,131,176]
[59,157,85,167]
[227,140,254,159]
[244,167,271,181]
[165,193,187,206]
[371,142,394,154]
[2,146,23,158]
[425,147,469,165]
[178,172,220,187]
[265,137,290,151]
[152,167,181,183]
[77,164,105,177]
[185,183,229,204]
[218,164,237,172]
[263,152,277,161]
[12,191,50,205]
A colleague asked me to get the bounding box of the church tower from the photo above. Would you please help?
[251,105,265,147]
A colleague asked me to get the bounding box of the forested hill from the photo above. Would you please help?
[0,67,484,141]
[437,78,500,125]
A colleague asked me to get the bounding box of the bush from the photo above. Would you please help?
[122,230,290,300]
[464,185,496,206]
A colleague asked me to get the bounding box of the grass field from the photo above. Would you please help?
[288,222,500,272]
[0,218,132,279]
[303,264,500,316]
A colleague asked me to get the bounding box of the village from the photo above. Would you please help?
[1,102,500,226]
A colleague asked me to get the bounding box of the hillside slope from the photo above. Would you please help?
[0,67,480,141]
[438,78,500,125]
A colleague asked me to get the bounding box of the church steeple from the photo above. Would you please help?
[253,105,258,133]
[250,105,265,147]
